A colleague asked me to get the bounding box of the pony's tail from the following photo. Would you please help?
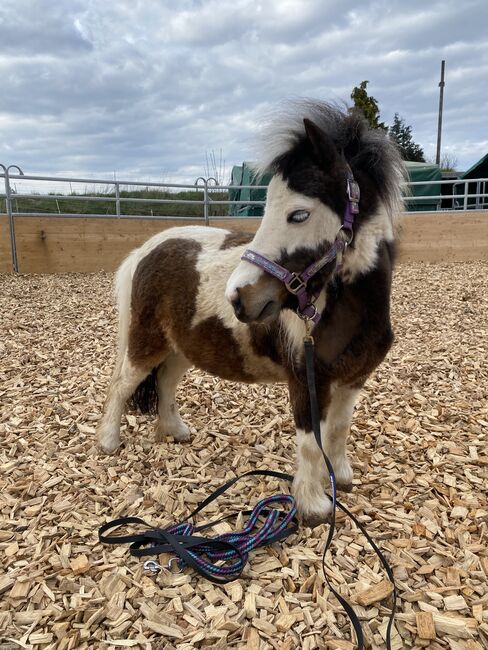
[127,367,160,415]
[114,250,139,358]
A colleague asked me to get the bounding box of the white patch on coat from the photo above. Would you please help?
[97,352,149,453]
[340,205,393,281]
[155,352,192,441]
[293,382,361,514]
[225,174,340,301]
[193,243,286,382]
[279,288,327,362]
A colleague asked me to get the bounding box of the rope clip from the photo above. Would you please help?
[143,558,182,574]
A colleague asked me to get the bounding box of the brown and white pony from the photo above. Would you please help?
[97,100,404,524]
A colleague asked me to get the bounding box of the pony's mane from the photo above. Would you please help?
[253,99,405,217]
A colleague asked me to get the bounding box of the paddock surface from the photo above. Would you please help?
[0,263,487,650]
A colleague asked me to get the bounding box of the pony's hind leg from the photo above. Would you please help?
[97,354,149,454]
[155,352,192,442]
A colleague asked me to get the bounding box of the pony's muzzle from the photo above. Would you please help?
[230,286,281,323]
[226,267,287,324]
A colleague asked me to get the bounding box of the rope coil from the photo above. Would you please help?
[99,490,298,584]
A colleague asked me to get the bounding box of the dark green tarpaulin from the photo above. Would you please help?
[229,161,442,215]
[403,162,441,212]
[229,164,271,216]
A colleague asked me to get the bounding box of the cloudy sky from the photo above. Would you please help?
[1,0,487,183]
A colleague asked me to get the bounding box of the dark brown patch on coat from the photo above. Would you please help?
[220,231,254,250]
[181,316,253,382]
[249,322,284,367]
[129,238,201,368]
[283,241,394,431]
[315,239,394,385]
[129,237,252,381]
[287,370,332,432]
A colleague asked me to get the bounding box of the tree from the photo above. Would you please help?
[426,153,458,171]
[350,80,387,130]
[389,113,425,162]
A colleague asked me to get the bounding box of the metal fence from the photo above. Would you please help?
[1,164,487,272]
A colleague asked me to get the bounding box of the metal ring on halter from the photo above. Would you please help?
[296,304,318,323]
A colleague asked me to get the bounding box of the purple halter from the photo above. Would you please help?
[241,170,360,325]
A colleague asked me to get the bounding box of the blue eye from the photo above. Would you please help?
[287,209,310,224]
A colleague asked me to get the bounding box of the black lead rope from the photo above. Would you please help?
[99,340,397,647]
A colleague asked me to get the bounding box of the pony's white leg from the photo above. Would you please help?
[292,382,360,523]
[293,429,332,524]
[322,382,361,490]
[97,353,148,454]
[155,352,192,442]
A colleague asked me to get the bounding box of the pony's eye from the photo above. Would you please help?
[287,209,310,224]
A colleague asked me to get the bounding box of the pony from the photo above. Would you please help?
[96,100,404,525]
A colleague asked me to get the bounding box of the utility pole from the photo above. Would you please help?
[436,60,446,166]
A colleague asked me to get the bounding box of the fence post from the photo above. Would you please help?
[115,182,121,217]
[195,177,210,225]
[463,181,468,211]
[1,164,24,273]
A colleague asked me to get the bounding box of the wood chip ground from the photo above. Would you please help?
[1,263,487,649]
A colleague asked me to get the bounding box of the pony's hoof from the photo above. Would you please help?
[329,457,353,491]
[337,481,353,493]
[301,511,333,528]
[96,425,121,454]
[292,478,333,526]
[97,438,121,454]
[155,419,191,442]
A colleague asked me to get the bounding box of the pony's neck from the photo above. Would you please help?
[340,204,393,282]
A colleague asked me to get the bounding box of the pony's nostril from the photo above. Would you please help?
[231,292,243,317]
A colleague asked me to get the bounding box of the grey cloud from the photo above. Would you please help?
[0,0,487,180]
[0,0,92,55]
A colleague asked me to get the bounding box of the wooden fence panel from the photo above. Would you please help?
[397,212,488,263]
[0,216,12,272]
[0,212,486,273]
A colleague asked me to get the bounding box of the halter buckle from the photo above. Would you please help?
[285,273,306,294]
[347,178,360,202]
[347,178,360,214]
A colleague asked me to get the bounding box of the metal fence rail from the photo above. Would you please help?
[1,165,487,272]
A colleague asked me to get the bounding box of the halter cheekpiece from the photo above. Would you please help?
[241,169,360,325]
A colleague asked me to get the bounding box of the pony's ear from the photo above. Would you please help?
[303,118,338,168]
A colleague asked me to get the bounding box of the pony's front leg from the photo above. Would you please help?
[288,376,332,526]
[322,381,361,492]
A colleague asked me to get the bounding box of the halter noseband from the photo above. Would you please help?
[241,170,360,325]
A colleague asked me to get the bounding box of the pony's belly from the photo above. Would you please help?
[172,324,287,385]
